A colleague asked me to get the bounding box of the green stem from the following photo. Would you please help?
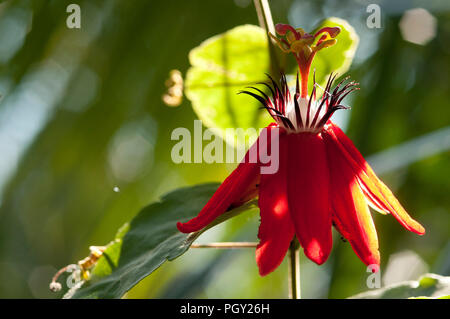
[253,0,285,77]
[288,240,301,299]
[253,0,275,34]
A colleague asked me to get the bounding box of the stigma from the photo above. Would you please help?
[269,23,341,98]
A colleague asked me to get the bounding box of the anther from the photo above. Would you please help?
[49,264,79,292]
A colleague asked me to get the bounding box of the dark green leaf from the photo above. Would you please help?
[69,183,257,298]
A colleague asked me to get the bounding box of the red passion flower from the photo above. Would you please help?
[177,23,425,276]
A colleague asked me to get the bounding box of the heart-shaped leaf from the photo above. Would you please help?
[185,24,273,147]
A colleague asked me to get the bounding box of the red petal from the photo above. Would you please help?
[256,133,295,276]
[325,133,380,266]
[176,159,259,233]
[176,136,262,233]
[327,123,425,235]
[229,173,260,209]
[287,133,332,265]
[177,126,280,233]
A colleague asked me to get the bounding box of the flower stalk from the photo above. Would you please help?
[191,242,258,249]
[288,240,301,299]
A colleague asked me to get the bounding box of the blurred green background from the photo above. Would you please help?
[0,0,448,298]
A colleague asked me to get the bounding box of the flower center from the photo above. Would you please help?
[269,23,340,98]
[285,96,326,133]
[240,73,358,134]
[240,23,359,134]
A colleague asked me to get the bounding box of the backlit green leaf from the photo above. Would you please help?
[309,17,359,92]
[185,24,273,147]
